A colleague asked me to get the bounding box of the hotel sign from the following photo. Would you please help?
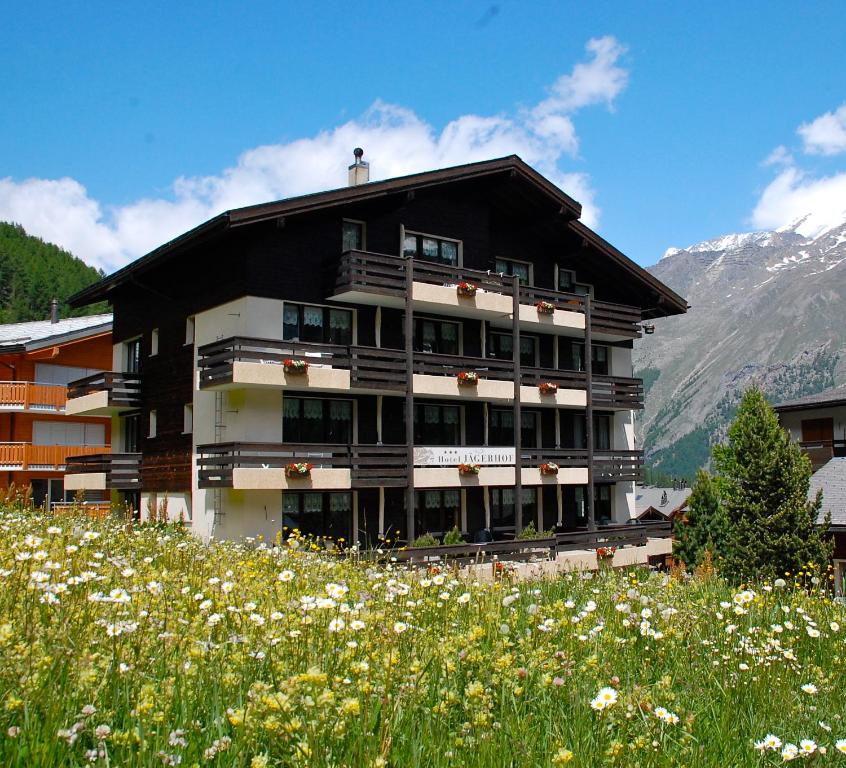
[413,446,516,466]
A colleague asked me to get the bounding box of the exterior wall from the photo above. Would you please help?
[779,406,846,442]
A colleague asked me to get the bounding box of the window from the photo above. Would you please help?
[414,403,461,445]
[574,283,593,297]
[151,328,159,356]
[489,409,539,448]
[557,268,576,293]
[415,490,460,536]
[414,318,459,355]
[563,342,609,375]
[283,492,351,540]
[495,258,530,283]
[490,487,536,532]
[342,220,364,251]
[185,316,195,346]
[123,414,140,453]
[34,363,102,386]
[125,339,141,374]
[32,421,106,446]
[596,485,612,523]
[403,231,459,266]
[571,413,611,450]
[282,303,353,345]
[148,410,157,439]
[488,332,537,366]
[283,397,352,444]
[183,404,193,435]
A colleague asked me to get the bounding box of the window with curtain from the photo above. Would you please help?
[490,487,536,532]
[283,492,351,540]
[414,318,459,355]
[571,413,611,450]
[488,333,536,366]
[494,258,530,283]
[342,220,364,251]
[489,409,538,448]
[557,268,576,293]
[561,341,609,375]
[414,489,460,535]
[283,397,352,444]
[282,303,352,345]
[413,403,460,445]
[403,232,459,266]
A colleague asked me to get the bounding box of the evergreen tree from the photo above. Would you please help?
[711,387,831,582]
[673,468,726,568]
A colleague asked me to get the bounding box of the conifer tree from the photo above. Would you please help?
[711,387,831,582]
[673,468,726,569]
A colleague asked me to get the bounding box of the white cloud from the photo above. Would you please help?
[762,145,793,167]
[0,36,628,272]
[798,103,846,156]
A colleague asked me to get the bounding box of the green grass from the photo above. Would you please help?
[1,506,845,766]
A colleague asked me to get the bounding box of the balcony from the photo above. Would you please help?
[332,250,642,340]
[0,443,107,471]
[64,453,141,491]
[522,448,644,483]
[65,373,142,416]
[799,439,846,472]
[0,382,67,413]
[196,443,409,490]
[197,337,643,409]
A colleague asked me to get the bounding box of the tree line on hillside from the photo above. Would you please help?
[0,222,107,324]
[674,388,833,584]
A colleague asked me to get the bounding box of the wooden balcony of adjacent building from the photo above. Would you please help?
[64,452,141,491]
[197,337,643,410]
[195,442,643,491]
[0,443,107,471]
[799,439,846,472]
[0,381,67,413]
[65,372,142,416]
[331,250,643,341]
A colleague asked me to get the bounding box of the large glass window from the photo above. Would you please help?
[414,318,459,355]
[490,487,536,532]
[488,333,536,366]
[403,232,459,266]
[342,220,364,251]
[123,414,140,452]
[414,403,461,445]
[489,409,539,448]
[283,492,351,541]
[125,339,141,374]
[562,342,609,375]
[283,303,352,345]
[572,413,611,450]
[283,397,352,444]
[415,490,460,536]
[495,258,530,283]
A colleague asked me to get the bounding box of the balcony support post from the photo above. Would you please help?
[512,275,523,534]
[585,296,596,530]
[404,254,416,543]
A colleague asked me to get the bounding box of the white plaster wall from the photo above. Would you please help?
[779,406,846,443]
[212,489,284,542]
[140,491,191,524]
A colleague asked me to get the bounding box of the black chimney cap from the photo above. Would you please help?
[353,147,364,161]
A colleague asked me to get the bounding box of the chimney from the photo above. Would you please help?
[348,147,369,186]
[50,298,59,324]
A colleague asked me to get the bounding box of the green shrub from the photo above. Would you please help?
[443,526,463,545]
[411,532,439,548]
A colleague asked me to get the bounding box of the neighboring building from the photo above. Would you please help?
[633,485,691,522]
[64,154,687,543]
[0,310,113,506]
[776,387,846,591]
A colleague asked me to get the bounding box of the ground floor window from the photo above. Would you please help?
[283,492,351,542]
[415,489,460,536]
[489,487,537,534]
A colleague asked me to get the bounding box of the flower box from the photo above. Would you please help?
[539,462,559,476]
[536,300,556,315]
[456,281,478,298]
[596,546,617,560]
[284,462,313,478]
[458,463,481,475]
[457,371,479,386]
[538,382,559,395]
[283,359,309,375]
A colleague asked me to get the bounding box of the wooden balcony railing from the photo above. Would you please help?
[522,448,644,482]
[67,372,142,409]
[0,381,67,411]
[196,442,409,488]
[65,453,141,489]
[0,443,108,471]
[335,249,643,338]
[197,337,644,409]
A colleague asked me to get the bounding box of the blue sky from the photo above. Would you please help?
[1,1,845,271]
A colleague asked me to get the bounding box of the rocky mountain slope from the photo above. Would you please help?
[634,213,846,478]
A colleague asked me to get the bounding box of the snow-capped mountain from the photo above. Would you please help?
[634,213,846,477]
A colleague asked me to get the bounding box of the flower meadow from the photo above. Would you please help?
[2,509,846,767]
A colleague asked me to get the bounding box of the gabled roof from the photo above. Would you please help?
[809,457,846,528]
[774,385,846,413]
[634,485,692,516]
[69,155,687,315]
[0,314,112,353]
